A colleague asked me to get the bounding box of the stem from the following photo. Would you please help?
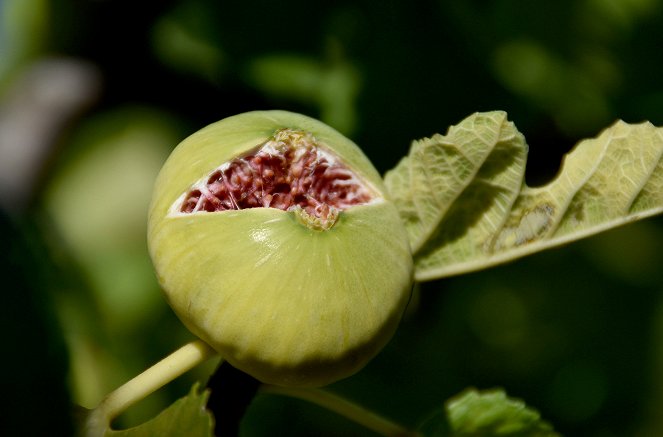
[85,339,218,437]
[260,385,417,437]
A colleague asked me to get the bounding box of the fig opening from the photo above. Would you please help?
[176,129,376,228]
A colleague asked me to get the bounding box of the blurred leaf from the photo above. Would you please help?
[492,40,610,134]
[151,3,225,83]
[106,384,213,437]
[418,388,558,437]
[43,107,183,415]
[246,53,360,134]
[45,107,176,331]
[583,0,659,31]
[385,111,663,281]
[0,0,48,88]
[248,55,322,102]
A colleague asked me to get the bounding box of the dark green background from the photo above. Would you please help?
[2,0,663,435]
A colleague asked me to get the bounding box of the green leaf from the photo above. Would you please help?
[107,384,213,437]
[384,111,526,256]
[418,388,558,437]
[385,112,663,280]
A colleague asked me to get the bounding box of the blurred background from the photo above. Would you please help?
[2,0,663,435]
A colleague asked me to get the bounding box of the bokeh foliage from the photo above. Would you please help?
[1,0,663,436]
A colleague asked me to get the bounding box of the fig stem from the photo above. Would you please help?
[85,339,218,437]
[260,385,417,437]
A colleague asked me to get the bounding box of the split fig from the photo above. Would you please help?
[148,111,413,387]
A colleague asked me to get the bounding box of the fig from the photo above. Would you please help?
[148,110,413,387]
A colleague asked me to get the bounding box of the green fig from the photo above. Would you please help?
[148,111,413,387]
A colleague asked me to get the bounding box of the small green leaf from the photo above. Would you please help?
[418,388,558,437]
[107,384,213,437]
[386,112,663,280]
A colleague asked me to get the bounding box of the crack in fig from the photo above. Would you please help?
[176,129,376,227]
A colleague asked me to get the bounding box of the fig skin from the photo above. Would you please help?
[148,110,413,387]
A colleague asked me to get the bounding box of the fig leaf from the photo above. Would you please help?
[105,384,213,437]
[385,111,663,280]
[418,388,558,437]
